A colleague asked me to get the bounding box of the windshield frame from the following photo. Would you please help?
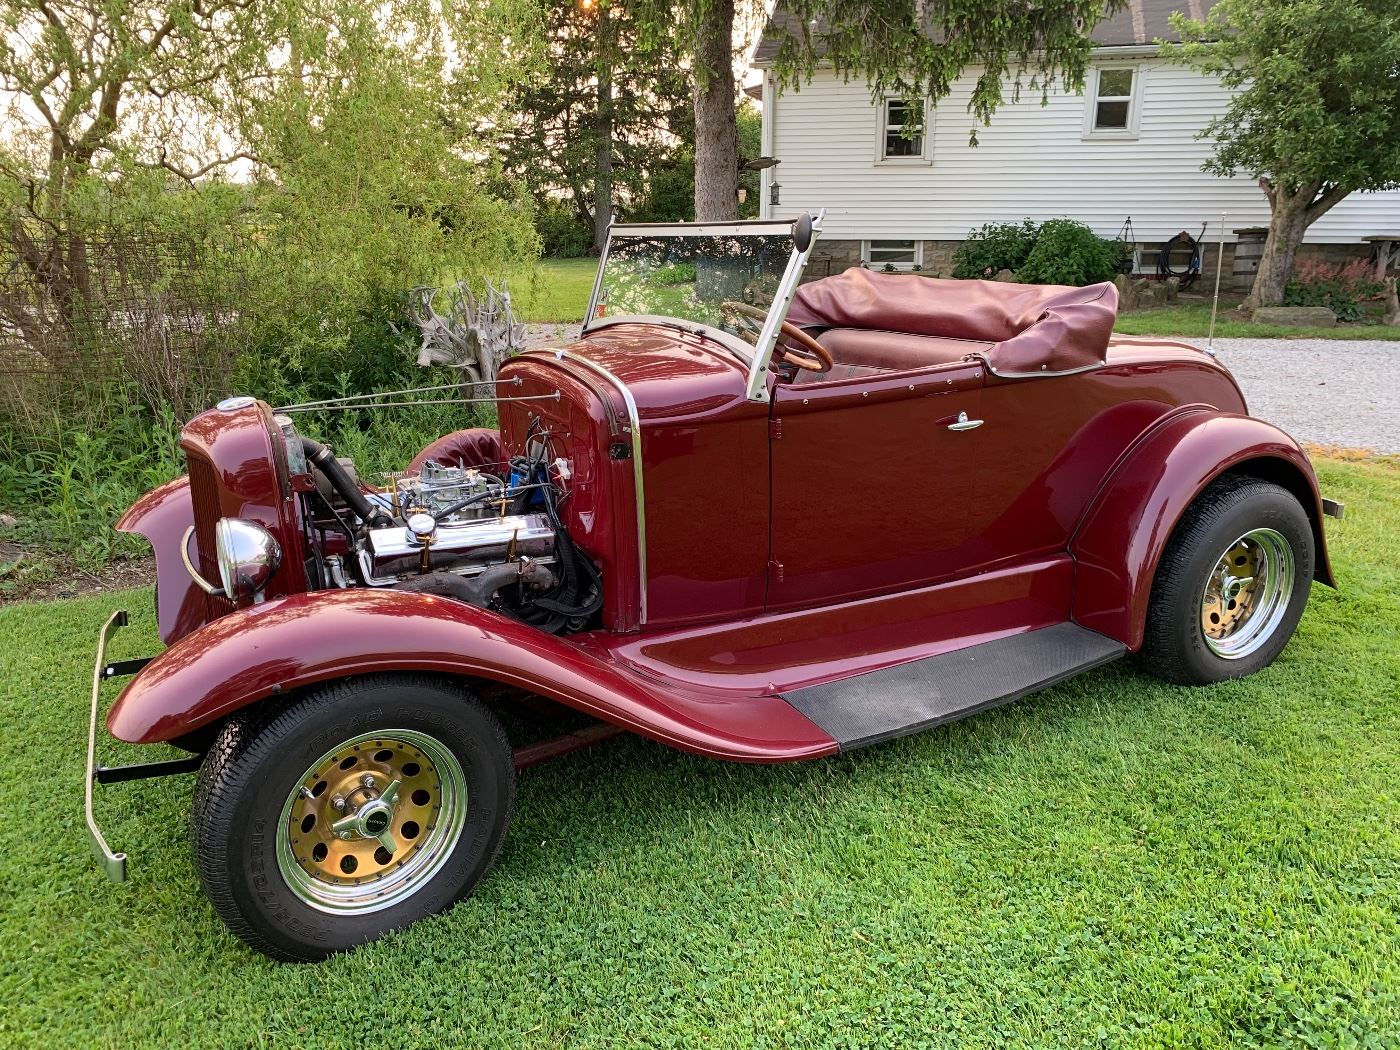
[582,214,824,404]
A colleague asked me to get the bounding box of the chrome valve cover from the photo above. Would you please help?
[360,512,556,585]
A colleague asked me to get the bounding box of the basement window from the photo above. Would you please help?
[863,240,922,271]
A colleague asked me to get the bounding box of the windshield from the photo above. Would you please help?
[586,224,804,356]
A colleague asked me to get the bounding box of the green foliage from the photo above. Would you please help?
[504,0,691,242]
[952,219,1121,286]
[1164,0,1400,306]
[1284,258,1385,322]
[630,151,695,223]
[0,0,545,560]
[952,220,1040,279]
[1017,219,1120,286]
[1165,0,1400,198]
[4,455,1400,1045]
[762,0,1127,141]
[534,198,593,258]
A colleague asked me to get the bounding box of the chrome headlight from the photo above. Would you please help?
[214,518,282,602]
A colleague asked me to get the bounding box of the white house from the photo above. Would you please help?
[752,0,1400,286]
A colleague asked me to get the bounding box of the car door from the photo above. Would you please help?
[767,360,985,611]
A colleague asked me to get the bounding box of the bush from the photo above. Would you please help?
[1284,258,1383,322]
[952,220,1039,279]
[535,198,593,258]
[1017,219,1120,286]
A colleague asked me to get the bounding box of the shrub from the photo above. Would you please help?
[1017,219,1120,286]
[1284,257,1383,322]
[535,198,593,258]
[952,220,1040,279]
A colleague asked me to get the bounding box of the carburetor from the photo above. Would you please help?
[396,460,504,523]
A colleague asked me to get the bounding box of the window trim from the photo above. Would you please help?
[1082,64,1143,140]
[874,95,933,165]
[861,239,923,271]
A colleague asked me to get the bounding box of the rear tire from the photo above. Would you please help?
[190,674,514,961]
[1135,476,1313,685]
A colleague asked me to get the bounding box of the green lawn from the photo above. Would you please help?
[1114,302,1400,342]
[3,456,1397,1047]
[507,257,598,324]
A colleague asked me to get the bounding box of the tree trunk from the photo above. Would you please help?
[1240,182,1314,313]
[691,0,738,222]
[1384,277,1399,326]
[592,1,614,252]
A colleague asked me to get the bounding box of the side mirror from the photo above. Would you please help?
[793,214,813,253]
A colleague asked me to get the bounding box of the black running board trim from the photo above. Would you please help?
[780,622,1125,751]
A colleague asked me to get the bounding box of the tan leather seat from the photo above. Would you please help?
[816,328,993,371]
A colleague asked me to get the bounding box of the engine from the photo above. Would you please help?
[284,414,601,633]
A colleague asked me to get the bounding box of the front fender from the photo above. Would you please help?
[107,589,838,763]
[1070,410,1335,650]
[115,476,224,644]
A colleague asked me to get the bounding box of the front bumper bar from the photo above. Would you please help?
[86,611,201,883]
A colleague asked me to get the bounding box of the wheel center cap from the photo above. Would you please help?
[357,801,393,838]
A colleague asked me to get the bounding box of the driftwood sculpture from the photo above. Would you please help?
[406,279,525,389]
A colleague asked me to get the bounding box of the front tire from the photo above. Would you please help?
[191,674,515,961]
[1136,476,1314,685]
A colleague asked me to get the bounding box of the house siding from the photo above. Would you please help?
[759,60,1400,249]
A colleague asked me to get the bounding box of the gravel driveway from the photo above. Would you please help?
[1184,338,1399,453]
[523,326,1399,453]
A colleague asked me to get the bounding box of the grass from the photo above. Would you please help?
[508,257,599,324]
[3,455,1398,1047]
[1114,301,1400,341]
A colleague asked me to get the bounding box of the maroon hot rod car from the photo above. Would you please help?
[87,215,1339,960]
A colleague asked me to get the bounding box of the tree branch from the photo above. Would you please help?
[147,146,260,184]
[1305,183,1352,226]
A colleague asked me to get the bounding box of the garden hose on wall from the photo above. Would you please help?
[1158,223,1207,290]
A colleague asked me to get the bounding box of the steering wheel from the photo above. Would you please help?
[720,301,833,374]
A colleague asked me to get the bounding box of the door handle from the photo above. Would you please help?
[946,411,984,432]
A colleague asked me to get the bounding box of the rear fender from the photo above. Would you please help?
[106,589,837,763]
[1070,410,1335,649]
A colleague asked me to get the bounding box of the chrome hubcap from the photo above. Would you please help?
[275,730,467,914]
[1200,528,1295,659]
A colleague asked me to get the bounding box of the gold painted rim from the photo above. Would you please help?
[275,730,467,914]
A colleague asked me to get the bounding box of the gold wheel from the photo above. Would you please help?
[275,729,468,914]
[1199,528,1295,660]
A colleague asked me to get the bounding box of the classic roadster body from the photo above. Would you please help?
[87,215,1338,960]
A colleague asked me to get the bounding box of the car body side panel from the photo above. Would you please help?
[506,328,772,629]
[1070,410,1335,649]
[105,588,840,763]
[962,344,1251,572]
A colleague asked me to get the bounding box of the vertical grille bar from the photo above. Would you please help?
[185,453,232,620]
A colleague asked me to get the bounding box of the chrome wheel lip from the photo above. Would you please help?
[275,729,468,916]
[1200,527,1295,660]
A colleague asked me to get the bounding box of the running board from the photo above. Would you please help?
[780,622,1125,751]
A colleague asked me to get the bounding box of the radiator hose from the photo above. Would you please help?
[299,436,394,528]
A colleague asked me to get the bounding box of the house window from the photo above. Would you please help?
[880,97,926,160]
[863,240,922,271]
[1086,66,1140,136]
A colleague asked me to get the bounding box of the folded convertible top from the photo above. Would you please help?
[785,268,1119,375]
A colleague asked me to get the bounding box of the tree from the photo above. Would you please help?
[0,0,543,417]
[636,0,1125,221]
[500,0,690,251]
[1164,0,1400,312]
